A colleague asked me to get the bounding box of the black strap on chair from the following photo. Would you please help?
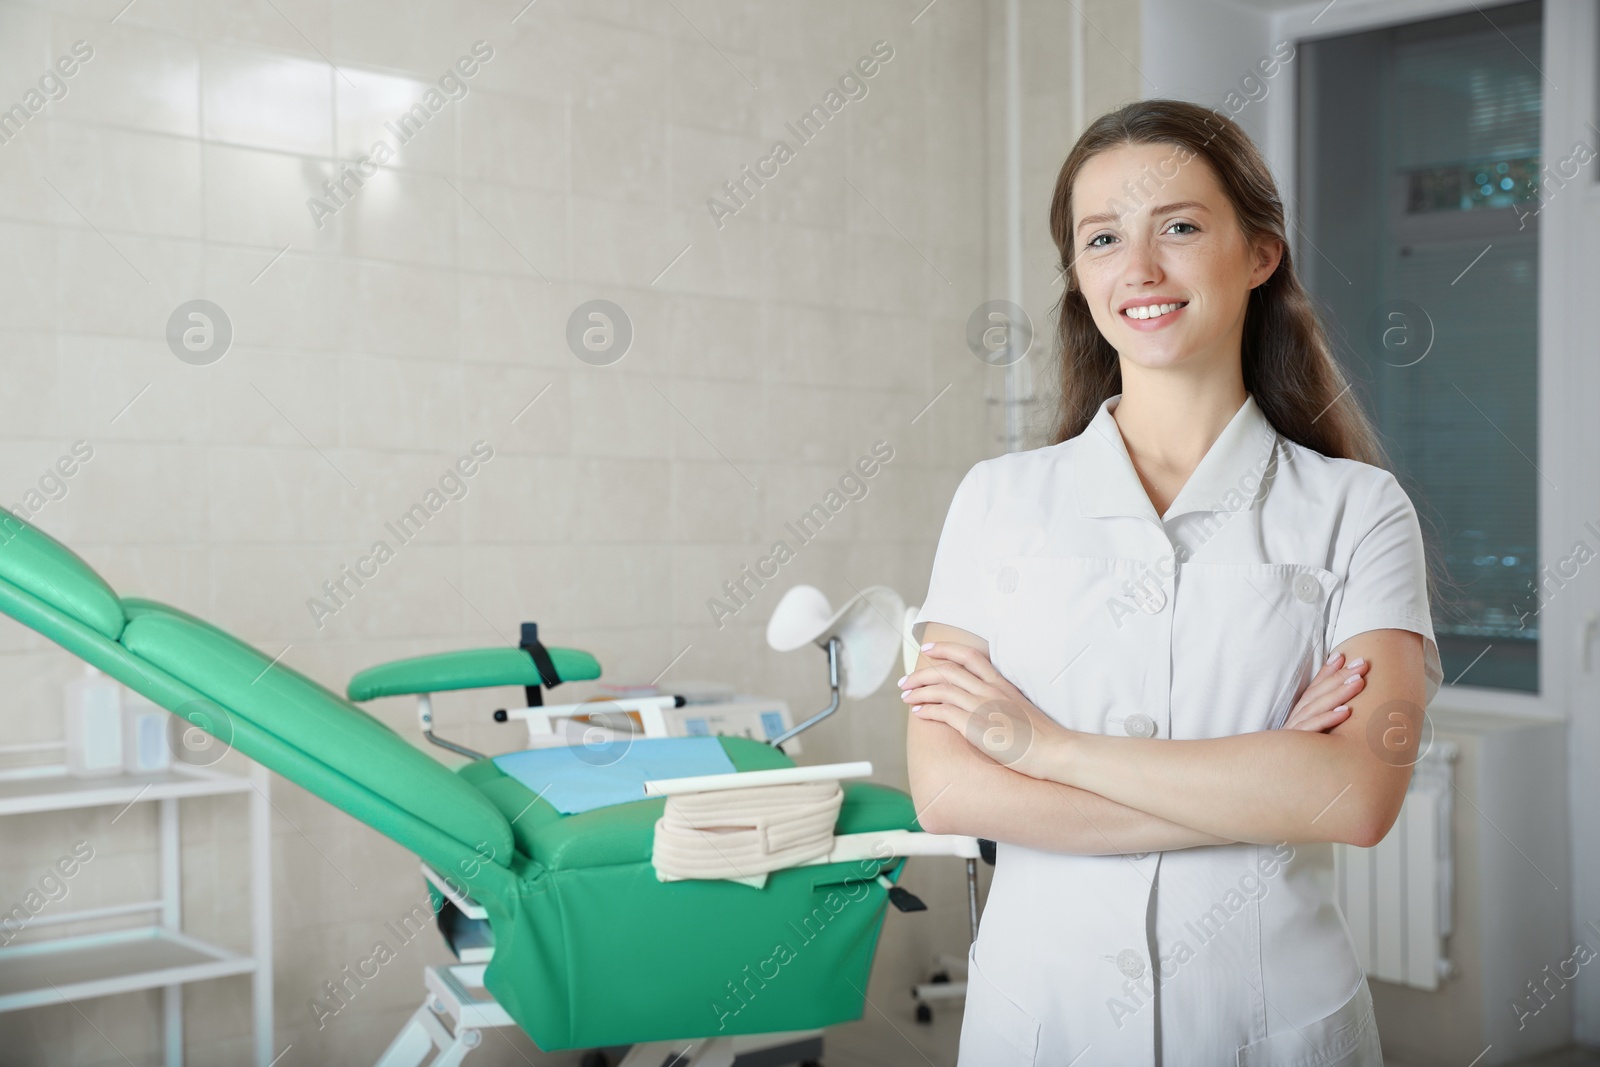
[519,622,563,706]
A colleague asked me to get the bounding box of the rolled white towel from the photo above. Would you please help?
[652,778,844,885]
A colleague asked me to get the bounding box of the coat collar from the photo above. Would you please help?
[1073,392,1280,522]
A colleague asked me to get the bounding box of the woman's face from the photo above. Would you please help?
[1069,142,1280,373]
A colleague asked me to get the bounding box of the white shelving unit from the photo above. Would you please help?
[0,742,274,1066]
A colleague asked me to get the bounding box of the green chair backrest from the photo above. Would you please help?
[120,599,513,861]
[0,507,513,869]
[0,510,125,640]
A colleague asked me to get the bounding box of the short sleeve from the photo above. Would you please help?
[1327,470,1443,706]
[911,461,993,645]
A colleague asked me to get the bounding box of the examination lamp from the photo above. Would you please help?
[763,583,912,748]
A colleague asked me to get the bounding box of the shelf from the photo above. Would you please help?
[0,926,256,1013]
[0,730,273,1059]
[0,763,254,816]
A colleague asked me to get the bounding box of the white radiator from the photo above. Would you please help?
[1334,740,1460,990]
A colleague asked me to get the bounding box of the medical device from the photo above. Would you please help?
[350,585,991,1065]
[374,623,802,761]
[0,506,989,1067]
[491,693,804,754]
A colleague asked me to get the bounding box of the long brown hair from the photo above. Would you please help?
[1046,98,1384,466]
[1045,98,1454,623]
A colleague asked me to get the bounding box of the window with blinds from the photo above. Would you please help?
[1298,0,1543,692]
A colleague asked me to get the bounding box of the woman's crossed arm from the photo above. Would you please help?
[904,622,1379,853]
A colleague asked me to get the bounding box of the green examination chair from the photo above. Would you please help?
[0,507,964,1066]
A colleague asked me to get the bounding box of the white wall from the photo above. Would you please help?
[0,0,1103,1062]
[1140,0,1279,148]
[1537,0,1600,1047]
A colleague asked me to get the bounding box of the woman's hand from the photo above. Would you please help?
[1279,651,1370,732]
[898,642,1074,782]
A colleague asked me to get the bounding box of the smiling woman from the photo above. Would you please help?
[905,98,1442,1066]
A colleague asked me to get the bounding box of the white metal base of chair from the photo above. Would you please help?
[376,964,511,1067]
[612,1030,823,1066]
[374,963,825,1067]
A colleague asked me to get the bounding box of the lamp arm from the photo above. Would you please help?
[767,636,842,749]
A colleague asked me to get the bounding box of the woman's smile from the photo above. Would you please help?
[1119,298,1191,331]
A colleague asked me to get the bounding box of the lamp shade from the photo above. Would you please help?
[765,584,908,699]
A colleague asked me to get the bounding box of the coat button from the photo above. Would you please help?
[1135,585,1166,614]
[1293,573,1322,603]
[1123,713,1156,738]
[997,565,1018,594]
[1117,949,1145,978]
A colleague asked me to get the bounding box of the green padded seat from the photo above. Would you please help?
[0,510,125,640]
[120,598,514,862]
[454,737,916,871]
[522,779,917,872]
[347,646,602,700]
[455,737,923,1048]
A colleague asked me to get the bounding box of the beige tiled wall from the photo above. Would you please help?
[0,0,1140,1062]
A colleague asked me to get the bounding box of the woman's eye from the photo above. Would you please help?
[1085,223,1193,249]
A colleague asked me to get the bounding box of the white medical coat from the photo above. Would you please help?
[913,392,1443,1066]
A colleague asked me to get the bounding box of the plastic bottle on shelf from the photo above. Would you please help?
[122,690,171,776]
[64,664,123,778]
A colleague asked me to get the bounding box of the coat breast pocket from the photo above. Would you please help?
[1173,561,1340,737]
[984,555,1153,731]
